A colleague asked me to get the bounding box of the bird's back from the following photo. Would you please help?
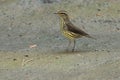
[63,21,95,39]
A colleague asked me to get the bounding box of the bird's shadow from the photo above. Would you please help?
[55,49,96,54]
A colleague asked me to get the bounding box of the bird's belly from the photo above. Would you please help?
[62,30,82,40]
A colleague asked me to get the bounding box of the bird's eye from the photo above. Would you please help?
[60,13,65,14]
[61,13,67,15]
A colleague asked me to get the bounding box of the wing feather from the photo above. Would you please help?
[65,22,95,39]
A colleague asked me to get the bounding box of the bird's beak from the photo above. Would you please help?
[54,13,58,14]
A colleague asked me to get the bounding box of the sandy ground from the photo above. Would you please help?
[0,51,120,80]
[0,0,120,80]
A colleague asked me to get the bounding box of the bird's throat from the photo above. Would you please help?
[60,17,65,31]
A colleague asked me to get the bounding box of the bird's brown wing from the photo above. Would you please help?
[66,22,95,39]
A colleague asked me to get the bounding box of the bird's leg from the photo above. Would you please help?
[72,40,76,52]
[66,40,71,51]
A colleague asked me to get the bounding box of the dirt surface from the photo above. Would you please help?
[0,0,120,80]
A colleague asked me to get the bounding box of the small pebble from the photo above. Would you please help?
[7,34,11,37]
[13,58,17,61]
[24,55,29,57]
[116,27,120,30]
[55,56,59,59]
[95,49,99,51]
[107,50,110,53]
[97,9,101,11]
[77,64,79,66]
[19,34,23,37]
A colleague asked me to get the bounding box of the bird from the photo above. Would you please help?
[54,10,95,52]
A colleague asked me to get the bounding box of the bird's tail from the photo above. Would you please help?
[86,35,96,40]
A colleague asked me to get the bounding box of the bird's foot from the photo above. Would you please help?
[72,48,75,52]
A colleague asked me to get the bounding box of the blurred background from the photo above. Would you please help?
[0,0,120,52]
[0,0,120,80]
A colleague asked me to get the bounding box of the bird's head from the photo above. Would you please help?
[54,10,69,19]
